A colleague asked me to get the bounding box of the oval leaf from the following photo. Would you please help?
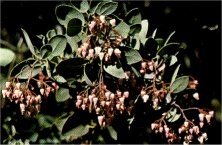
[170,64,181,86]
[124,48,142,65]
[170,76,189,94]
[48,35,67,59]
[67,18,82,37]
[17,65,42,79]
[54,112,74,132]
[56,87,71,102]
[104,62,125,79]
[0,48,15,67]
[115,21,130,38]
[166,108,181,122]
[63,125,89,139]
[107,126,117,141]
[96,2,118,15]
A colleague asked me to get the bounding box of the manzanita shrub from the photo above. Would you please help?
[1,0,215,144]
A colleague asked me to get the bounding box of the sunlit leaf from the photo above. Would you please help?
[115,21,130,38]
[96,2,118,15]
[63,125,89,139]
[107,126,117,141]
[17,65,42,79]
[56,87,71,102]
[0,48,15,67]
[166,108,181,122]
[104,62,125,79]
[170,76,189,94]
[124,48,142,65]
[170,64,181,86]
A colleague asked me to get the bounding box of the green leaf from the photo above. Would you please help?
[139,20,149,44]
[54,112,74,132]
[56,87,71,102]
[48,35,67,59]
[131,66,141,78]
[63,125,89,139]
[165,93,172,104]
[96,2,118,15]
[151,28,158,39]
[157,43,180,56]
[164,31,176,46]
[56,58,88,79]
[10,58,35,77]
[124,48,142,65]
[66,35,78,53]
[170,64,181,86]
[37,114,55,128]
[29,133,39,143]
[166,108,181,122]
[104,62,125,79]
[115,21,130,38]
[21,28,37,57]
[67,18,82,37]
[125,8,142,25]
[129,24,141,35]
[107,126,117,141]
[17,65,42,79]
[0,48,15,67]
[169,55,178,66]
[80,0,90,12]
[144,73,154,79]
[40,44,52,59]
[55,4,85,27]
[83,63,96,86]
[170,76,189,94]
[89,2,101,14]
[53,75,67,83]
[46,29,56,41]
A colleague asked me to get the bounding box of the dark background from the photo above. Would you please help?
[1,0,221,144]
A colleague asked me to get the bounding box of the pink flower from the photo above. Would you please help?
[110,19,116,27]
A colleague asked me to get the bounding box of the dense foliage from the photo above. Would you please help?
[1,0,217,144]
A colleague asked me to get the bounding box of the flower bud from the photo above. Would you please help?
[116,103,120,110]
[199,122,204,128]
[110,19,116,27]
[6,91,11,98]
[78,47,83,54]
[40,88,44,95]
[205,114,211,123]
[82,51,87,58]
[101,100,106,107]
[5,82,11,89]
[178,128,182,134]
[95,46,102,54]
[84,98,88,104]
[35,95,41,103]
[151,123,156,130]
[202,132,207,139]
[140,69,145,74]
[35,104,41,112]
[142,94,149,103]
[20,103,25,112]
[110,93,115,100]
[184,121,189,128]
[123,91,129,98]
[209,111,214,117]
[141,62,147,69]
[119,97,125,104]
[100,15,106,23]
[99,52,104,60]
[89,49,94,55]
[106,101,111,107]
[159,127,164,133]
[140,90,146,97]
[199,113,204,122]
[76,99,82,108]
[189,128,194,134]
[149,65,154,71]
[193,80,198,85]
[117,91,122,97]
[77,95,82,100]
[108,48,114,56]
[81,104,86,110]
[93,97,98,106]
[98,115,104,126]
[105,91,111,100]
[15,83,21,90]
[193,126,199,134]
[165,127,169,134]
[193,92,199,100]
[96,107,100,114]
[114,48,121,58]
[88,95,93,103]
[2,90,7,98]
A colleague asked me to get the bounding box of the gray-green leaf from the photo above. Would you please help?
[104,62,125,79]
[0,48,15,67]
[56,87,71,102]
[63,125,89,139]
[124,48,142,65]
[107,126,117,141]
[170,76,189,94]
[115,21,130,38]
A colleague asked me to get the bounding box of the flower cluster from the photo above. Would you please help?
[75,82,131,127]
[2,72,59,116]
[77,15,122,61]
